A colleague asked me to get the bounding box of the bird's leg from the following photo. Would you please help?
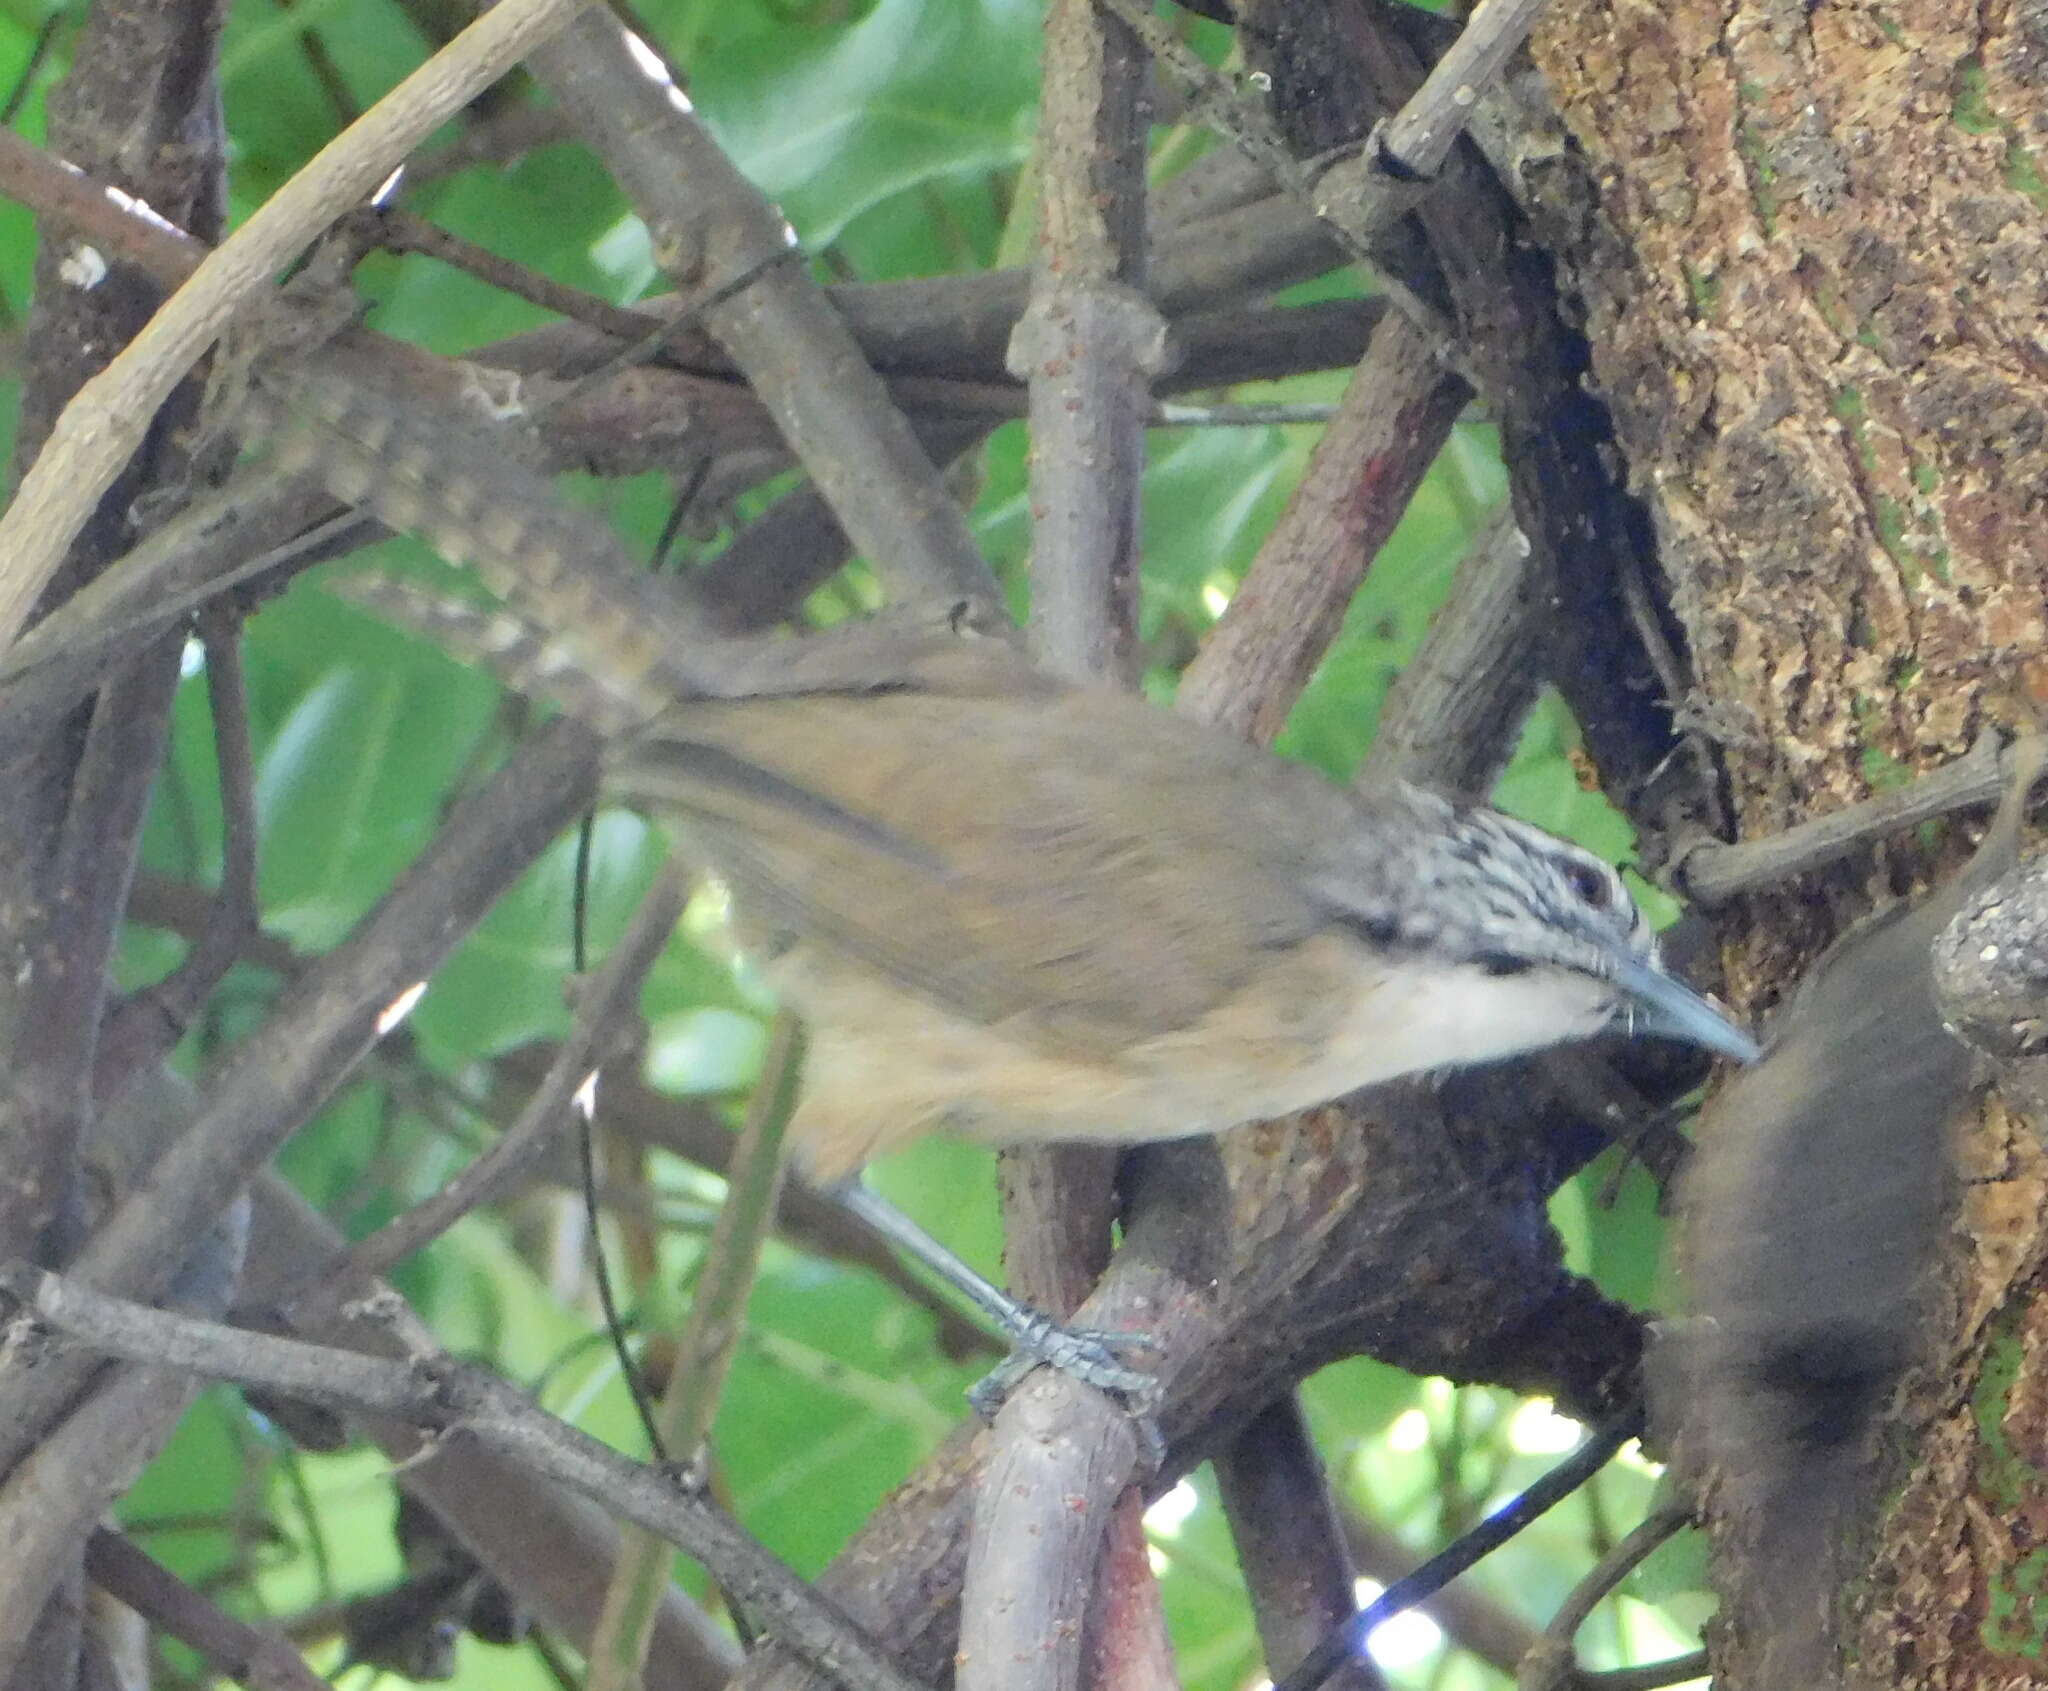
[821,1178,1158,1414]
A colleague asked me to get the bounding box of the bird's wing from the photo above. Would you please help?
[611,685,1352,1059]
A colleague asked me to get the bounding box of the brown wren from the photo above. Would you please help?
[263,377,1758,1400]
[609,636,1757,1182]
[601,634,1759,1404]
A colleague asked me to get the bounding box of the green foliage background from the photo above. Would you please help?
[1,0,1708,1684]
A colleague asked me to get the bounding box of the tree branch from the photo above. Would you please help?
[0,0,588,648]
[0,1264,931,1691]
[522,7,1000,613]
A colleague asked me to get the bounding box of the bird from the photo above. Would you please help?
[607,636,1758,1183]
[605,641,1765,1403]
[256,372,1759,1398]
[335,568,1760,1398]
[254,375,1756,1168]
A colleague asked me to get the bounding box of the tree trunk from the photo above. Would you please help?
[1531,0,2048,1683]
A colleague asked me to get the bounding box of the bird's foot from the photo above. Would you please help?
[967,1310,1162,1433]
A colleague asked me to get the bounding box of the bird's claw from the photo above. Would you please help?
[966,1313,1163,1433]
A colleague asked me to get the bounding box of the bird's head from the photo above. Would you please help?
[1319,790,1759,1068]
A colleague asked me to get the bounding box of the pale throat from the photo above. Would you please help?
[1320,959,1620,1085]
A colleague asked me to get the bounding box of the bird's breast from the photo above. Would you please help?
[777,929,1597,1177]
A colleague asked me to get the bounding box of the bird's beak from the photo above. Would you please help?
[1610,957,1760,1064]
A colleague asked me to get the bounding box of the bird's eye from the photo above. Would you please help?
[1565,860,1611,909]
[1347,912,1401,947]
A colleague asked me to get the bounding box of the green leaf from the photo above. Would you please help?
[645,1005,769,1094]
[251,661,487,948]
[411,811,670,1060]
[691,0,1042,251]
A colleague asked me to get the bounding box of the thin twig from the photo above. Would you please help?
[372,207,654,342]
[85,1528,330,1691]
[1176,310,1469,745]
[524,5,1001,614]
[542,246,812,421]
[1514,1505,1691,1691]
[0,0,590,650]
[1339,1505,1542,1677]
[587,1009,803,1691]
[1152,399,1341,427]
[1,1265,932,1691]
[1675,728,2012,906]
[0,10,62,130]
[130,614,261,1043]
[1378,0,1554,179]
[292,870,688,1324]
[1273,1410,1644,1691]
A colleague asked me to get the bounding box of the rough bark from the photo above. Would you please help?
[1530,1,2048,1684]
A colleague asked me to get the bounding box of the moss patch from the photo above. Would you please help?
[1973,1332,2048,1660]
